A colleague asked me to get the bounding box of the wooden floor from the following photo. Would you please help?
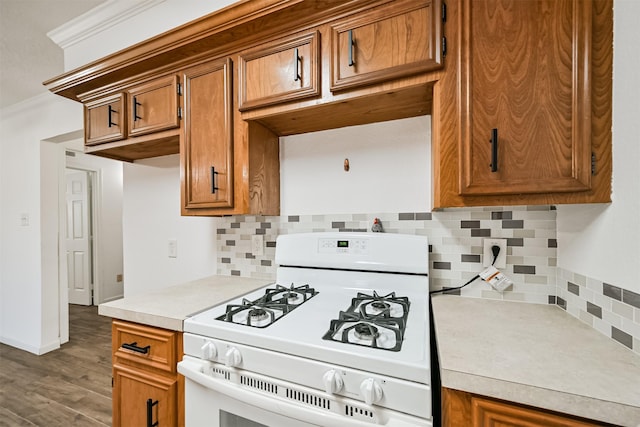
[0,305,112,426]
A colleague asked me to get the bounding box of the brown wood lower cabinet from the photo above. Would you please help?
[443,388,607,427]
[111,320,184,427]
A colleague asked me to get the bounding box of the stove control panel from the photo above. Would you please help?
[318,237,369,255]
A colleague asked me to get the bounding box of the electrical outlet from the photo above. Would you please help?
[168,239,178,258]
[483,238,507,268]
[251,235,264,256]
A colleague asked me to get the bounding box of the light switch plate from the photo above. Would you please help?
[483,238,507,268]
[168,239,177,258]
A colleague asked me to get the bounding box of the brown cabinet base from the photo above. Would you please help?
[442,388,614,427]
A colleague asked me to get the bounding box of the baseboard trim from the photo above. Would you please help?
[0,336,60,355]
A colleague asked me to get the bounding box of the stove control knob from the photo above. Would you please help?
[359,378,383,405]
[322,370,344,394]
[225,347,242,367]
[200,341,217,361]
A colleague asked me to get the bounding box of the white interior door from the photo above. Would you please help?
[66,169,93,305]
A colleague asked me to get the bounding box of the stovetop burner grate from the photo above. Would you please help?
[322,291,410,352]
[216,283,318,328]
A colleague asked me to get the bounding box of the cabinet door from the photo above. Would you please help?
[113,365,178,427]
[84,93,126,145]
[181,58,234,210]
[331,0,443,92]
[128,75,181,137]
[460,0,592,196]
[239,31,319,111]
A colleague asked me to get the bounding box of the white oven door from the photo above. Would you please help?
[179,357,411,427]
[186,376,319,427]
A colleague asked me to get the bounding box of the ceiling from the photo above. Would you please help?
[0,0,106,110]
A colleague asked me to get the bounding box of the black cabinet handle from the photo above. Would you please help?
[121,342,150,354]
[211,166,219,194]
[108,105,116,128]
[294,48,302,82]
[146,399,159,427]
[348,30,355,67]
[490,128,498,172]
[133,97,142,122]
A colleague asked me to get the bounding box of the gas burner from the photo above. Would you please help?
[216,283,318,328]
[353,323,379,341]
[322,310,406,351]
[248,307,269,322]
[264,283,318,306]
[352,291,410,319]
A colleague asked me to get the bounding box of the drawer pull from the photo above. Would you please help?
[108,105,116,128]
[147,398,159,427]
[133,97,142,121]
[211,166,219,194]
[348,29,355,67]
[294,47,302,82]
[489,128,498,172]
[121,342,150,354]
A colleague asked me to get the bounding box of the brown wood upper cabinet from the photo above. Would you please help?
[330,0,443,92]
[181,58,234,212]
[460,0,592,196]
[238,31,320,111]
[127,74,181,137]
[84,93,126,145]
[432,0,612,207]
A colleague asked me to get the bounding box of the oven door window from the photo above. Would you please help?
[221,411,266,427]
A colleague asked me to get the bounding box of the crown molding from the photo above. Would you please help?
[47,0,166,50]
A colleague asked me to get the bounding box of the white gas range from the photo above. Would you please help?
[178,232,432,426]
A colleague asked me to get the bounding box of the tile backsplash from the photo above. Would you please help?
[216,206,558,304]
[556,267,640,356]
[216,207,640,356]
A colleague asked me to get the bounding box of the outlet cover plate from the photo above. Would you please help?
[251,235,264,256]
[483,238,507,268]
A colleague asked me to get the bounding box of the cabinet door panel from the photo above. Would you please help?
[128,75,180,137]
[113,365,177,427]
[182,59,234,209]
[239,32,319,110]
[85,94,126,145]
[460,0,592,195]
[331,0,442,91]
[472,396,603,427]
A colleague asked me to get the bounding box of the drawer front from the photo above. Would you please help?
[238,31,319,111]
[331,0,443,91]
[127,74,181,137]
[113,320,178,374]
[84,93,127,145]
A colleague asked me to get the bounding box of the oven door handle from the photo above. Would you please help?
[178,358,427,427]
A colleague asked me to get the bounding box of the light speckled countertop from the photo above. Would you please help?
[98,275,271,331]
[431,295,640,426]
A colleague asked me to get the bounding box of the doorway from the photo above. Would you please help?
[65,168,95,306]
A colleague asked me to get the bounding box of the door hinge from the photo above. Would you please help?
[591,152,596,176]
[178,106,183,119]
[442,2,447,22]
[112,377,114,388]
[442,36,447,57]
[177,82,182,96]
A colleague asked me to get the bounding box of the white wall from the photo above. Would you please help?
[58,0,237,70]
[280,117,431,215]
[122,155,217,296]
[0,94,83,353]
[557,1,640,294]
